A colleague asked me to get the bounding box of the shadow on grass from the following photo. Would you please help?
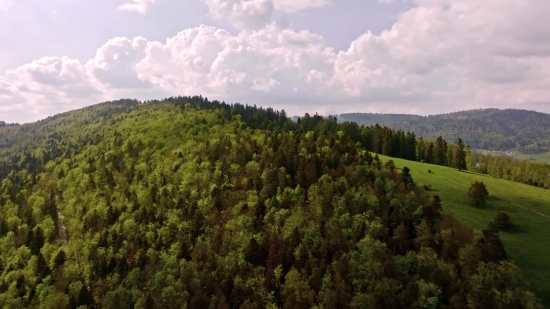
[505,225,526,234]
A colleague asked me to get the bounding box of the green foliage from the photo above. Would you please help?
[468,181,489,207]
[0,98,542,308]
[493,212,518,233]
[339,108,550,151]
[474,152,550,189]
[378,154,550,307]
[453,137,467,171]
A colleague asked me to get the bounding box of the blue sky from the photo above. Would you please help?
[1,0,549,123]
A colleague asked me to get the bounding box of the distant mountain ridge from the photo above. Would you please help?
[338,108,550,151]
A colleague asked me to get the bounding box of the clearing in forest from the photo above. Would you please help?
[378,154,550,307]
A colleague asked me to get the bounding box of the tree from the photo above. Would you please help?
[422,195,443,233]
[434,137,445,165]
[0,97,543,308]
[426,141,435,164]
[384,160,396,171]
[478,222,507,263]
[401,166,415,191]
[453,137,467,171]
[446,141,453,167]
[493,212,518,232]
[465,145,473,170]
[467,181,489,207]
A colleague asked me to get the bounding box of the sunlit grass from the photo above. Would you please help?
[378,154,550,307]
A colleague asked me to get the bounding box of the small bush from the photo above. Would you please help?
[428,169,432,174]
[423,184,432,191]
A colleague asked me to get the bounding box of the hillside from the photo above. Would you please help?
[339,109,550,151]
[0,98,543,308]
[378,154,550,307]
[0,99,140,179]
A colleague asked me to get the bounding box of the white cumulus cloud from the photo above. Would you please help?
[118,0,156,14]
[202,0,274,29]
[0,0,13,11]
[272,0,330,12]
[0,57,102,121]
[2,0,550,123]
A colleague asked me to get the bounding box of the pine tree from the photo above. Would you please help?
[453,137,467,171]
[426,142,435,164]
[434,137,445,165]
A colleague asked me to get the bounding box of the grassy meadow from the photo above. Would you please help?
[478,149,550,164]
[511,150,550,164]
[378,154,550,307]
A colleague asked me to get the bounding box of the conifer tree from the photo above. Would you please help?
[453,137,467,171]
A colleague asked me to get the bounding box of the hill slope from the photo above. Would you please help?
[0,98,543,308]
[378,154,550,307]
[339,109,550,151]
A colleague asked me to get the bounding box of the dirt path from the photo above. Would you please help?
[508,201,549,218]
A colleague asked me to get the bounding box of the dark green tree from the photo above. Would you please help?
[467,181,489,207]
[493,212,518,232]
[453,137,467,171]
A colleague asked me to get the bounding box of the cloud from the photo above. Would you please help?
[272,0,330,12]
[0,0,13,11]
[2,0,550,123]
[202,0,274,29]
[132,24,336,101]
[122,0,329,28]
[118,0,156,14]
[202,0,331,28]
[0,57,103,122]
[86,36,152,89]
[326,0,550,113]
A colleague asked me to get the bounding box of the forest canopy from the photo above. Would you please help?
[339,108,550,151]
[0,97,543,308]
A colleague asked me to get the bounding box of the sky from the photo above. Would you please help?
[1,0,550,123]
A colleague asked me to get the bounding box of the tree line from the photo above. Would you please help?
[339,108,550,151]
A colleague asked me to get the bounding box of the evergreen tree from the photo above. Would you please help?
[434,136,445,165]
[453,137,467,171]
[426,141,435,164]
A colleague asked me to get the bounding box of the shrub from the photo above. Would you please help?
[423,184,432,191]
[467,181,489,207]
[493,212,518,232]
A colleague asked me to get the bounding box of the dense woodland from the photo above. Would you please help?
[0,97,542,308]
[339,109,550,152]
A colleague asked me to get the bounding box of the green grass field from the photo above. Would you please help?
[479,149,550,164]
[511,151,550,164]
[378,155,550,307]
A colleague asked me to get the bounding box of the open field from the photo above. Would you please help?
[478,149,550,164]
[378,155,550,307]
[511,151,550,164]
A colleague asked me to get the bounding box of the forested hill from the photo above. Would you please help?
[0,97,542,308]
[339,108,550,151]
